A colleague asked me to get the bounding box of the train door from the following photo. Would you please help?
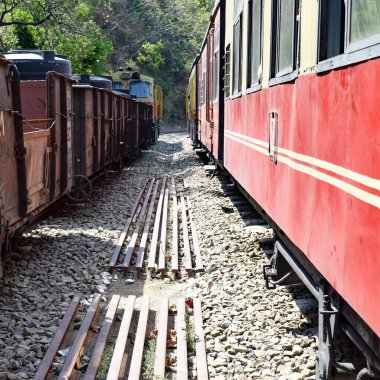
[207,24,215,156]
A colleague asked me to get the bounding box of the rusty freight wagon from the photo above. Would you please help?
[0,56,74,278]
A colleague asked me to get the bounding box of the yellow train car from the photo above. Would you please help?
[111,68,163,141]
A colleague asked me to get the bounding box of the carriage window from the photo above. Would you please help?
[271,0,299,78]
[233,0,243,94]
[129,80,151,98]
[213,23,220,101]
[318,0,345,61]
[200,58,206,105]
[224,44,231,98]
[247,0,263,88]
[350,0,380,43]
[318,0,380,67]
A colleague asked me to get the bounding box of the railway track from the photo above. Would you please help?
[109,177,204,279]
[1,133,367,379]
[34,293,208,379]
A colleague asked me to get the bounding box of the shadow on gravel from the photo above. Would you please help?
[147,140,184,154]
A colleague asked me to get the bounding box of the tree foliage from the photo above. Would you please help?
[0,0,113,74]
[104,0,214,123]
[0,0,213,122]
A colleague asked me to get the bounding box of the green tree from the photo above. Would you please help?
[0,0,113,75]
[105,0,213,124]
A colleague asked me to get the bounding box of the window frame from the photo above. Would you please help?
[213,22,220,102]
[317,0,380,73]
[223,44,231,99]
[232,0,243,96]
[129,80,151,98]
[200,57,206,106]
[269,0,300,87]
[247,0,263,93]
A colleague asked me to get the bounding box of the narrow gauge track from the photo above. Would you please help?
[108,176,204,278]
[34,293,208,379]
[0,133,361,379]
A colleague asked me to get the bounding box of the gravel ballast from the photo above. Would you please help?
[0,132,319,379]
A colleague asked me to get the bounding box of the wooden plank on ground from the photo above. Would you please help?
[180,193,192,271]
[135,180,160,270]
[122,179,155,270]
[34,293,82,380]
[128,296,150,380]
[148,177,167,269]
[58,294,102,380]
[153,297,169,378]
[83,295,120,380]
[171,178,179,272]
[193,298,208,380]
[158,186,169,271]
[106,295,136,380]
[109,185,146,270]
[187,197,204,272]
[176,298,188,380]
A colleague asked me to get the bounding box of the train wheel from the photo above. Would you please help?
[126,148,140,160]
[68,175,93,202]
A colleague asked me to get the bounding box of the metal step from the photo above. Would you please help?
[204,164,217,171]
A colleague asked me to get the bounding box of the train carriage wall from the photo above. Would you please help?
[222,0,380,340]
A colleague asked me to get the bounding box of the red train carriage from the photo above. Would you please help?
[190,0,380,378]
[192,1,226,164]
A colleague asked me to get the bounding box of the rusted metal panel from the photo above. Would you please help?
[135,180,160,270]
[128,296,150,380]
[20,80,47,124]
[107,295,136,380]
[128,100,139,158]
[104,91,111,164]
[109,186,146,270]
[158,185,169,272]
[19,72,74,212]
[34,293,82,380]
[84,295,120,380]
[171,178,179,272]
[176,298,188,380]
[194,298,208,379]
[72,85,95,178]
[122,179,155,270]
[120,97,126,158]
[148,178,167,270]
[58,294,101,379]
[153,297,169,378]
[180,193,192,272]
[0,60,27,276]
[92,88,100,173]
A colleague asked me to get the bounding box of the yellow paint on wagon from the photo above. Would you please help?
[261,0,273,88]
[225,0,234,97]
[299,0,318,74]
